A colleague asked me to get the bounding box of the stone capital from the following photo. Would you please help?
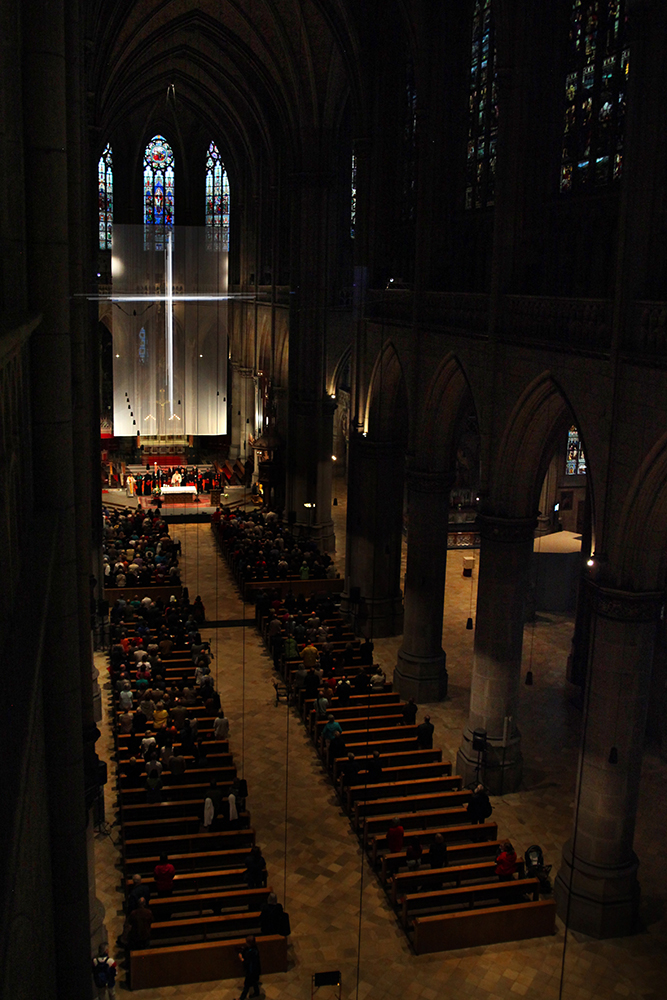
[406,468,456,496]
[478,513,536,544]
[589,584,663,623]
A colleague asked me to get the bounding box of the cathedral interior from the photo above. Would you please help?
[2,0,667,997]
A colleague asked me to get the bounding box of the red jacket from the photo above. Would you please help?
[495,850,517,877]
[387,825,404,853]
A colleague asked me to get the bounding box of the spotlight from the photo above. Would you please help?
[587,558,594,567]
[331,455,337,461]
[466,617,473,630]
[525,670,534,685]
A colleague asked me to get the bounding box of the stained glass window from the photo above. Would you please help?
[143,135,175,251]
[560,1,628,192]
[350,150,357,239]
[98,143,113,250]
[465,0,498,210]
[206,142,230,251]
[403,57,417,225]
[566,426,587,475]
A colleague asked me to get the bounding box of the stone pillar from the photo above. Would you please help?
[341,433,404,637]
[457,515,535,794]
[229,364,254,462]
[555,586,661,937]
[23,0,93,995]
[285,158,335,550]
[287,397,336,551]
[395,469,453,701]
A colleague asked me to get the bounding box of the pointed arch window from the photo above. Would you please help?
[350,150,357,239]
[144,135,175,250]
[403,56,417,225]
[466,0,498,209]
[566,426,587,475]
[98,143,113,250]
[560,1,629,192]
[206,142,230,251]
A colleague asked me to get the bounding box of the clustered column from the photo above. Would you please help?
[395,468,454,701]
[555,585,662,937]
[457,514,535,794]
[342,432,404,637]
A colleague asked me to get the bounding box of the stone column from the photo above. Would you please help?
[341,433,404,637]
[285,159,335,550]
[395,469,453,701]
[23,0,92,995]
[229,364,254,462]
[555,585,661,937]
[457,515,535,794]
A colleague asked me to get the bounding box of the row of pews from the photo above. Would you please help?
[260,600,556,955]
[109,628,288,989]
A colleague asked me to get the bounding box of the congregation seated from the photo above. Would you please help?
[102,504,181,588]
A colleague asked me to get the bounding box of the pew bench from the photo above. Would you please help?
[380,838,503,883]
[354,788,471,831]
[411,899,557,954]
[401,877,541,927]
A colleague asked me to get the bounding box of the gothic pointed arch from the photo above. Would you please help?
[490,372,593,524]
[611,434,667,591]
[414,353,477,474]
[206,141,230,251]
[364,341,409,445]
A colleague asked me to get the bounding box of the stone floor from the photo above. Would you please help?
[94,487,667,999]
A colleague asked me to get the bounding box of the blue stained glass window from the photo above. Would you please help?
[144,135,175,250]
[566,426,587,475]
[466,0,497,210]
[560,1,628,192]
[206,142,230,252]
[98,143,113,250]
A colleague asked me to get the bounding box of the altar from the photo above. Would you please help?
[160,485,198,503]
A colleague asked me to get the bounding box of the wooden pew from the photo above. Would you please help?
[308,702,405,737]
[390,861,503,907]
[347,774,462,814]
[123,827,256,858]
[412,899,557,954]
[342,763,456,807]
[120,779,235,804]
[130,934,288,990]
[123,844,257,875]
[401,878,541,927]
[149,886,271,922]
[125,865,265,897]
[332,748,444,783]
[314,713,405,742]
[371,821,497,868]
[380,838,503,883]
[354,788,471,831]
[362,806,471,846]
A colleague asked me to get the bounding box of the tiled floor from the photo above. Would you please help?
[94,488,667,999]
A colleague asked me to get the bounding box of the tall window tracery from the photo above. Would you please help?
[566,426,587,475]
[143,135,175,250]
[98,143,113,250]
[560,1,629,192]
[402,56,418,225]
[465,0,498,210]
[350,150,357,240]
[205,142,230,251]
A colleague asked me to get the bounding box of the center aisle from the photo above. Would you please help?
[180,521,411,992]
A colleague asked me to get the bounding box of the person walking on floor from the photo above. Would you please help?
[92,942,117,999]
[235,934,261,999]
